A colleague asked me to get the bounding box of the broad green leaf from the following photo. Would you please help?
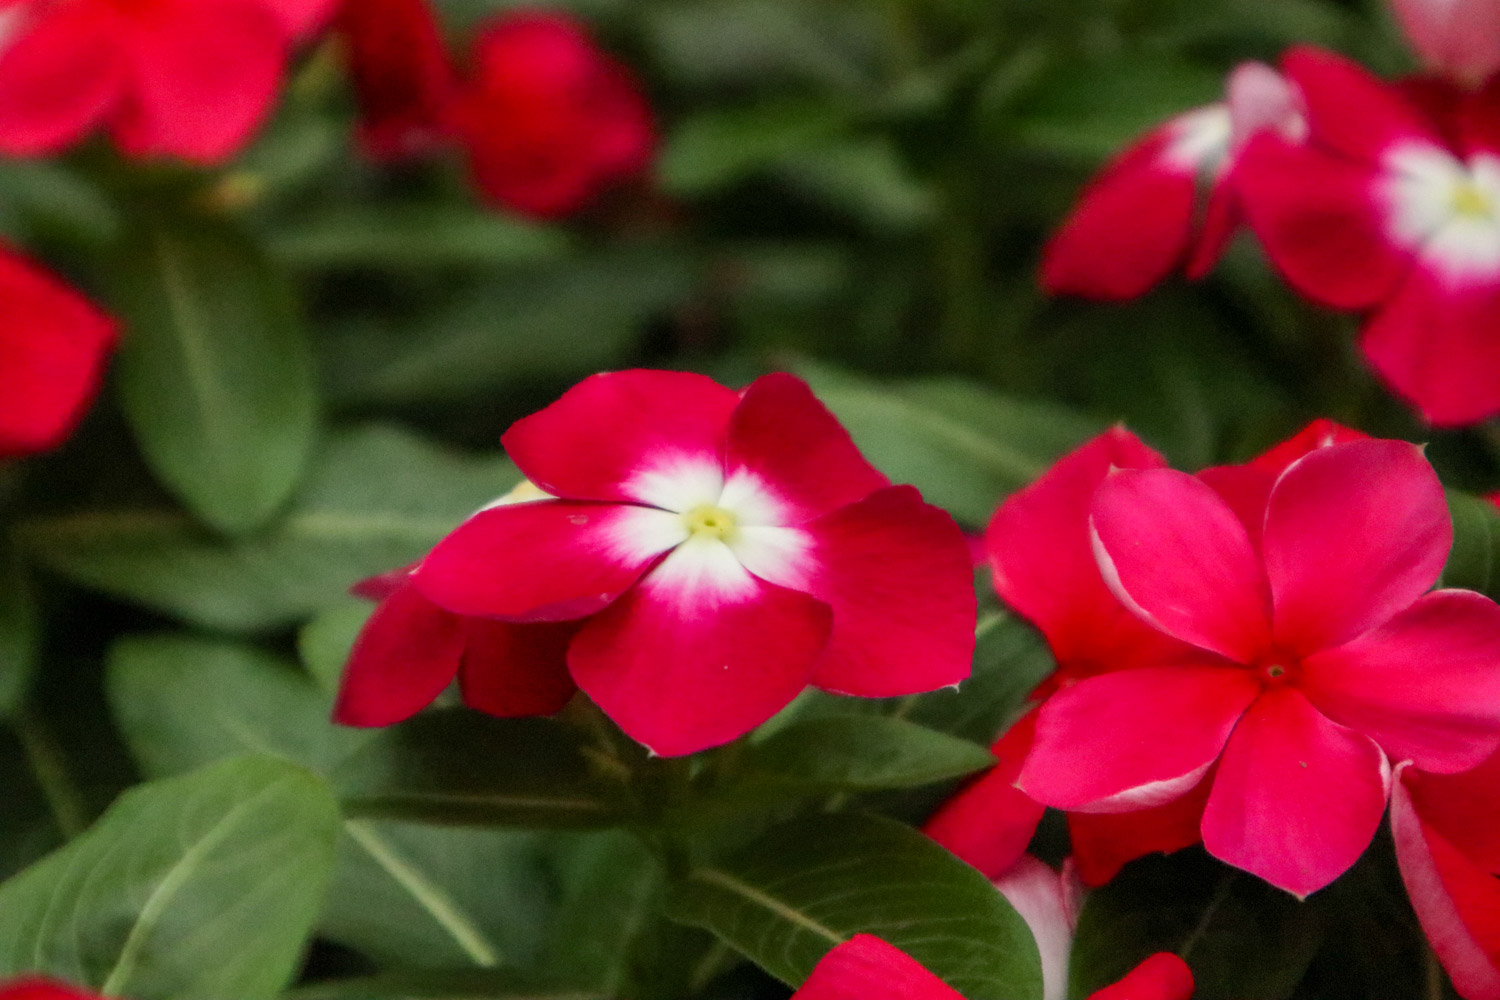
[0,755,341,1000]
[665,813,1044,1000]
[902,612,1056,744]
[735,716,993,792]
[112,220,317,535]
[299,600,376,695]
[802,366,1102,524]
[776,138,936,232]
[284,969,606,1000]
[1444,490,1500,598]
[336,710,628,829]
[0,549,37,717]
[660,101,854,195]
[270,206,570,271]
[19,425,516,632]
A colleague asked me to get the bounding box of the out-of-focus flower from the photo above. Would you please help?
[0,0,334,163]
[0,248,117,459]
[449,10,655,219]
[335,0,458,161]
[0,978,104,1000]
[1237,46,1500,425]
[1391,0,1500,88]
[1041,62,1304,299]
[1020,436,1500,897]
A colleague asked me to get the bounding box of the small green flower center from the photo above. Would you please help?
[1452,180,1495,220]
[684,504,738,541]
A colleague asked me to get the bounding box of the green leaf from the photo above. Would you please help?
[776,137,936,232]
[660,100,854,195]
[284,969,605,1000]
[0,755,341,1000]
[736,716,993,792]
[299,600,376,695]
[665,813,1044,1000]
[0,549,38,718]
[270,206,570,271]
[336,710,628,829]
[902,612,1056,744]
[20,425,515,632]
[1444,490,1500,598]
[111,219,317,535]
[802,366,1102,524]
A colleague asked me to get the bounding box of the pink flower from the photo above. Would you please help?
[1236,47,1500,425]
[0,248,117,458]
[0,0,334,163]
[1391,0,1500,87]
[449,10,655,219]
[1019,435,1500,897]
[1391,752,1500,1000]
[0,979,103,1000]
[335,0,458,161]
[403,369,975,756]
[1041,62,1304,300]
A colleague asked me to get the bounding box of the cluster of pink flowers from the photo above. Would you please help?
[1043,10,1500,426]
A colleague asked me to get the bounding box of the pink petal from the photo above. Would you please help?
[1401,750,1500,872]
[0,980,106,1000]
[1226,61,1305,151]
[459,619,578,717]
[1091,468,1272,663]
[986,427,1183,678]
[111,0,286,163]
[1201,687,1389,897]
[0,248,119,457]
[1040,119,1200,300]
[1235,135,1408,310]
[501,370,740,507]
[1263,439,1450,655]
[1302,590,1500,773]
[568,540,832,756]
[1183,177,1240,280]
[1018,665,1260,812]
[722,373,888,524]
[337,0,458,161]
[791,935,965,1000]
[1248,419,1371,475]
[1085,953,1194,1000]
[924,709,1046,879]
[0,3,120,155]
[1392,0,1500,87]
[1281,46,1445,162]
[350,565,417,602]
[1068,773,1211,887]
[259,0,341,39]
[333,584,465,727]
[1360,270,1500,427]
[1392,764,1500,1000]
[414,501,682,621]
[787,486,975,697]
[993,856,1078,1000]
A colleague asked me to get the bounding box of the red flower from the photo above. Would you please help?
[1391,0,1500,87]
[358,370,975,756]
[1236,47,1500,425]
[0,0,333,163]
[1392,753,1500,1000]
[336,0,458,161]
[1041,62,1304,300]
[449,10,655,219]
[1019,436,1500,897]
[0,248,117,458]
[0,979,103,1000]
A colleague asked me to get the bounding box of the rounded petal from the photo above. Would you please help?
[333,584,465,727]
[924,709,1046,878]
[1401,749,1500,872]
[1085,953,1194,1000]
[721,372,888,524]
[1393,764,1500,1000]
[1068,773,1211,887]
[0,3,121,155]
[0,980,106,1000]
[1360,270,1500,427]
[1018,665,1260,812]
[1263,439,1451,655]
[414,501,682,621]
[459,619,578,717]
[1248,419,1372,475]
[1091,468,1272,663]
[1226,61,1305,150]
[1281,45,1445,162]
[0,248,118,457]
[787,486,976,697]
[1392,0,1500,87]
[993,856,1078,1000]
[792,935,965,1000]
[1202,688,1389,897]
[987,427,1184,676]
[337,0,458,161]
[568,539,832,756]
[112,0,286,163]
[501,370,740,508]
[260,0,341,39]
[1235,135,1409,310]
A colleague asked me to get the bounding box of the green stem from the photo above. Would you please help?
[1425,941,1447,1000]
[1178,872,1236,962]
[13,709,86,839]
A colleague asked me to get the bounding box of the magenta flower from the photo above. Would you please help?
[408,369,975,756]
[1391,0,1500,86]
[0,979,104,1000]
[1019,437,1500,897]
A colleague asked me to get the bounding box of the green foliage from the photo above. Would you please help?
[734,715,994,792]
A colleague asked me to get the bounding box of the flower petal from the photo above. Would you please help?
[1264,439,1451,655]
[0,4,120,155]
[993,856,1078,1000]
[414,501,682,621]
[1400,749,1500,872]
[0,980,106,1000]
[1086,953,1195,1000]
[1392,0,1500,87]
[501,370,740,507]
[1392,764,1500,1000]
[1068,772,1211,887]
[1281,46,1445,162]
[924,709,1046,878]
[459,619,578,718]
[721,372,888,524]
[1202,687,1389,897]
[1018,665,1259,812]
[260,0,341,39]
[1091,468,1271,662]
[568,538,832,756]
[791,935,965,1000]
[338,0,458,160]
[333,584,464,727]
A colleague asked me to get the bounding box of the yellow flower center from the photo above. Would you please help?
[684,504,738,541]
[1452,180,1495,220]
